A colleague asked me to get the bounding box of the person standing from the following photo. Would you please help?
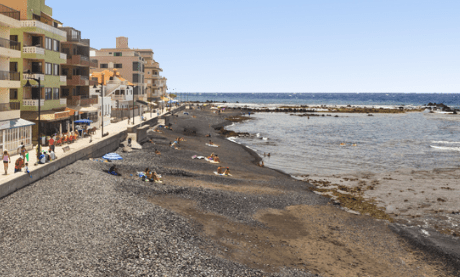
[49,136,55,152]
[20,145,29,163]
[2,151,11,175]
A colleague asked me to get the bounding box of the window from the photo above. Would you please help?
[45,88,52,100]
[45,63,52,75]
[53,40,60,51]
[3,126,32,152]
[45,37,52,50]
[114,52,122,56]
[53,88,59,99]
[54,64,59,76]
[114,63,122,68]
[10,89,18,99]
[10,62,18,72]
[133,74,139,83]
[108,52,112,55]
[133,62,140,71]
[100,64,108,68]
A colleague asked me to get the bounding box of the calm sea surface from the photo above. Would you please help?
[182,93,460,108]
[228,112,460,176]
[183,93,460,176]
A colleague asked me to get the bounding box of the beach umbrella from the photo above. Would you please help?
[74,119,93,125]
[102,153,123,160]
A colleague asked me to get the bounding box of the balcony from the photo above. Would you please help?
[23,46,45,55]
[23,99,44,107]
[0,4,20,20]
[0,103,20,120]
[67,75,89,86]
[80,97,97,106]
[21,20,67,38]
[0,37,20,51]
[90,59,98,68]
[22,99,66,112]
[60,52,67,60]
[112,95,125,101]
[23,72,45,81]
[0,70,20,88]
[67,55,90,66]
[60,75,67,83]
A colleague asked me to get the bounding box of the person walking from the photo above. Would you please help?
[2,150,11,175]
[20,145,29,163]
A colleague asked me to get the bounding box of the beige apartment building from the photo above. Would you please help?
[0,3,35,152]
[90,37,146,101]
[135,49,167,102]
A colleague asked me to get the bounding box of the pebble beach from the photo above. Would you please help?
[0,107,459,276]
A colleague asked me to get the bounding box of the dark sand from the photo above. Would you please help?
[0,106,458,276]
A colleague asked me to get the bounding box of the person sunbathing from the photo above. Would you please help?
[217,166,223,174]
[340,143,346,146]
[152,171,161,182]
[155,149,161,156]
[213,155,221,163]
[109,165,122,176]
[149,139,155,144]
[208,140,215,145]
[224,167,231,176]
[259,161,264,167]
[205,134,211,137]
[207,153,215,160]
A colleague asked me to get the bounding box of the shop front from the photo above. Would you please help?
[0,118,35,153]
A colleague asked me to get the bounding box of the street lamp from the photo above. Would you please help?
[93,83,104,138]
[23,71,41,158]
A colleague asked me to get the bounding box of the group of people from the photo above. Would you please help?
[143,168,162,182]
[207,153,221,163]
[2,148,30,177]
[216,166,231,176]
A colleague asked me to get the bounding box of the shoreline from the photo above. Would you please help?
[0,106,458,275]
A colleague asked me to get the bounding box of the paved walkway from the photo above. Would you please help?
[0,109,172,185]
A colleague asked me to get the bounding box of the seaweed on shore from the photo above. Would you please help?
[307,179,394,222]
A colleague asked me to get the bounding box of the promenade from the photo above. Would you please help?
[0,107,181,198]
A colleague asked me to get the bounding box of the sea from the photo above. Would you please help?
[185,93,460,177]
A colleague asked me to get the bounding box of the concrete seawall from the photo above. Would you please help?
[0,107,184,200]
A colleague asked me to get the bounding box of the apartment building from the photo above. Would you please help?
[0,3,35,153]
[136,48,167,102]
[90,37,146,101]
[59,26,99,121]
[90,69,133,126]
[5,0,70,141]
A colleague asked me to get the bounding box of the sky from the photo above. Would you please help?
[48,0,460,93]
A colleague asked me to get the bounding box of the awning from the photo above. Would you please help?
[0,118,35,130]
[80,106,98,113]
[136,100,149,106]
[65,107,84,116]
[21,111,70,121]
[9,118,35,129]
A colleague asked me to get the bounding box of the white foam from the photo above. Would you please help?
[430,145,460,151]
[432,141,460,144]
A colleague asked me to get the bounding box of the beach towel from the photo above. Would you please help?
[213,171,232,176]
[206,143,219,147]
[205,157,219,164]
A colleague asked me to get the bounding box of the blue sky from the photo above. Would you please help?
[48,0,460,93]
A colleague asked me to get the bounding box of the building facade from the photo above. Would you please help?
[5,0,70,141]
[0,3,35,153]
[90,37,146,101]
[136,49,167,102]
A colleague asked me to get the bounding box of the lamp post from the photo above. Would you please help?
[23,72,41,158]
[132,85,136,125]
[93,83,104,137]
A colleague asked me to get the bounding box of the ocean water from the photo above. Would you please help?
[181,93,460,109]
[227,111,460,176]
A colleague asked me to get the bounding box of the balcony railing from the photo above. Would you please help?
[23,99,44,107]
[80,97,97,106]
[23,73,44,81]
[60,98,67,105]
[60,53,67,60]
[23,46,45,55]
[60,75,67,82]
[80,75,89,80]
[10,102,20,110]
[0,103,11,111]
[0,70,20,81]
[80,55,89,62]
[0,37,20,51]
[21,20,67,38]
[0,4,20,20]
